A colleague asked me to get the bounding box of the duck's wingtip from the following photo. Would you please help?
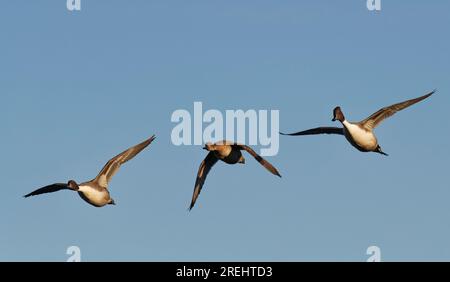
[144,135,157,145]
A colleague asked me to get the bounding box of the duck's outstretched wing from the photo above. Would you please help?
[280,127,344,136]
[234,145,281,177]
[24,183,70,198]
[189,152,218,211]
[360,90,435,130]
[94,135,156,188]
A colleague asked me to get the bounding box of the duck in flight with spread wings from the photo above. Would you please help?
[281,90,435,156]
[24,135,156,207]
[189,141,281,210]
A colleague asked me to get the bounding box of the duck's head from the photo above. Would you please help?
[109,198,116,205]
[332,107,345,122]
[67,180,79,190]
[203,142,215,151]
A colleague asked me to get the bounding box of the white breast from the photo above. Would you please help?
[343,120,377,150]
[78,185,110,206]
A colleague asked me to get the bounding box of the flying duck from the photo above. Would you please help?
[281,90,435,156]
[189,141,281,210]
[24,135,156,207]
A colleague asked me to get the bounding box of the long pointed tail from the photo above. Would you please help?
[375,146,389,156]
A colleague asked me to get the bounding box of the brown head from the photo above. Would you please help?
[332,107,345,122]
[67,180,79,190]
[203,143,216,151]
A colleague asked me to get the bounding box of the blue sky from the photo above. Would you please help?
[0,1,449,261]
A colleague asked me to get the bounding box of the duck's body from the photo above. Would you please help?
[189,141,281,210]
[211,144,244,164]
[281,90,435,156]
[24,135,156,207]
[77,183,112,207]
[342,120,378,152]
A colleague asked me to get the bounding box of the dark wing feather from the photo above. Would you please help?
[361,90,435,130]
[94,135,156,188]
[189,152,218,211]
[235,145,282,177]
[24,183,70,198]
[280,127,344,136]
